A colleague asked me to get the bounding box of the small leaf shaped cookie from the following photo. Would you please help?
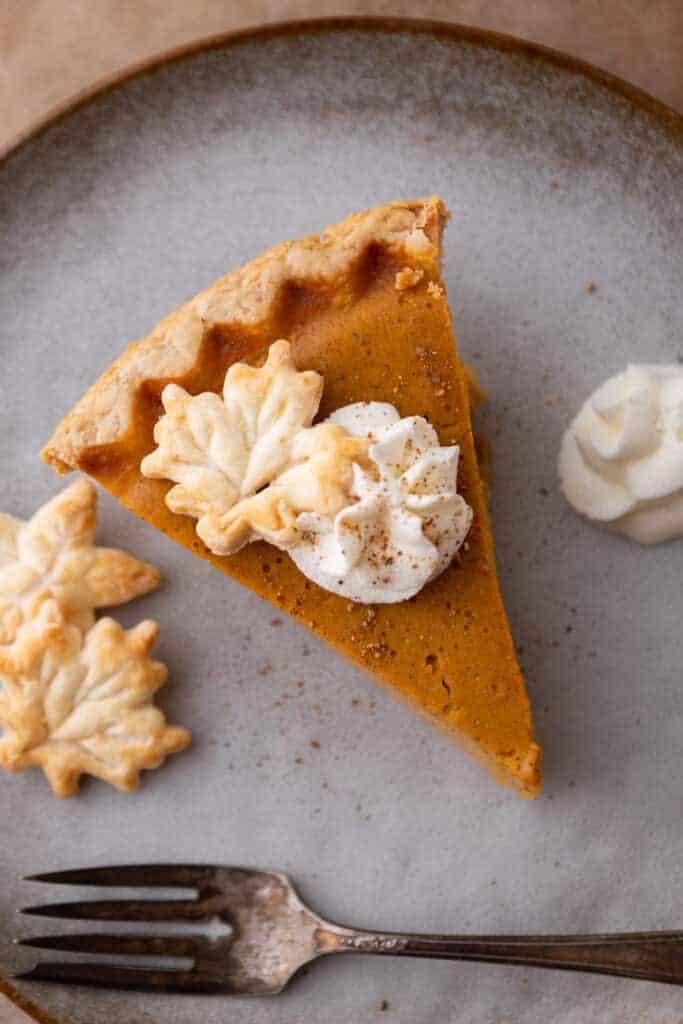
[0,599,190,796]
[141,340,368,554]
[0,479,160,644]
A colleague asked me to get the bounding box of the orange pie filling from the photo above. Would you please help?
[42,198,542,797]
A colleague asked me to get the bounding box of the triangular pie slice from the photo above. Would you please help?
[42,198,542,797]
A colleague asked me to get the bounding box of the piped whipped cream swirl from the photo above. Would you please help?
[290,403,473,603]
[142,340,473,602]
[559,364,683,544]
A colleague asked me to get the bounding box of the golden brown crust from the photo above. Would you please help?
[0,599,190,797]
[0,478,161,643]
[42,198,447,474]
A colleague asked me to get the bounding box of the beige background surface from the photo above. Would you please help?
[1,2,682,1021]
[1,0,683,158]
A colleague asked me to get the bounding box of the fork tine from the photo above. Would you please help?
[24,865,216,889]
[14,962,225,993]
[20,899,205,922]
[17,933,202,958]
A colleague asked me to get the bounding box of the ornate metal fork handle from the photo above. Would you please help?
[321,926,683,985]
[14,865,683,994]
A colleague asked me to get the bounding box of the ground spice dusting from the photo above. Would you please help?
[364,641,389,660]
[362,608,377,628]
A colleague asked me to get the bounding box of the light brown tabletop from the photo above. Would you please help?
[1,0,682,159]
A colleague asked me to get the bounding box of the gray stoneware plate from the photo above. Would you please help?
[1,18,683,1024]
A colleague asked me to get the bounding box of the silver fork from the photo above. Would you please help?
[15,864,683,993]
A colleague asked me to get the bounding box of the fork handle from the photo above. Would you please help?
[324,929,683,985]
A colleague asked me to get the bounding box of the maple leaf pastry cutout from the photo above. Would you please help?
[0,599,190,796]
[0,478,160,644]
[141,340,369,555]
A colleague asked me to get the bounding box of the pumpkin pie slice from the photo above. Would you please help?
[42,198,542,797]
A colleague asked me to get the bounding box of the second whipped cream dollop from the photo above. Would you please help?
[559,364,683,544]
[290,403,473,603]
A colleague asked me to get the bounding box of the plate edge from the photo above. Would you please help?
[1,14,683,166]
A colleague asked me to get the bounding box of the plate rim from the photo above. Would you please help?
[0,974,56,1024]
[2,14,682,168]
[3,14,683,1022]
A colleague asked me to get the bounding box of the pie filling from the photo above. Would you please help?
[40,198,542,797]
[140,340,473,604]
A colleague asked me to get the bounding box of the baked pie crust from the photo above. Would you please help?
[0,479,160,645]
[140,339,369,555]
[0,599,189,796]
[43,197,542,797]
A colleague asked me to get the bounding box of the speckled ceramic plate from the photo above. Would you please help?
[2,19,683,1024]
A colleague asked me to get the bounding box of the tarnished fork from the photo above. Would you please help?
[15,864,683,994]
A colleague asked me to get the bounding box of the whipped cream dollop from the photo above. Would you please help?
[290,403,473,603]
[559,364,683,544]
[142,340,473,603]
